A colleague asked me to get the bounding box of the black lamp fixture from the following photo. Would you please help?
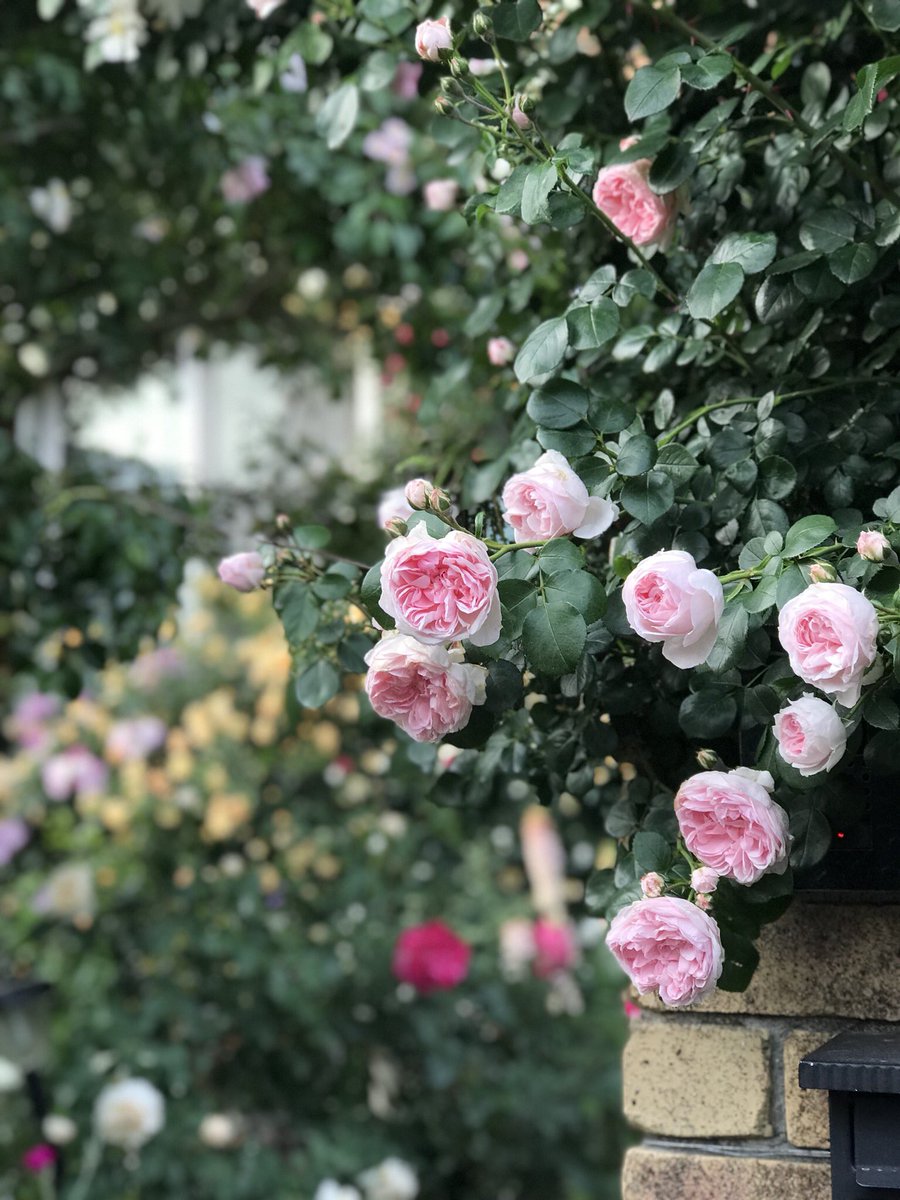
[799,1029,900,1198]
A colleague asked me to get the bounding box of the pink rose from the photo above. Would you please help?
[220,156,270,204]
[487,337,515,366]
[532,918,578,978]
[502,450,619,543]
[379,525,501,646]
[247,0,285,15]
[640,872,664,898]
[778,582,879,707]
[392,920,470,992]
[364,634,487,742]
[857,529,890,562]
[511,99,531,129]
[773,694,847,777]
[403,478,432,509]
[106,717,167,763]
[414,16,452,62]
[675,769,790,886]
[695,893,712,911]
[423,179,458,211]
[392,61,423,99]
[362,118,412,167]
[592,153,677,247]
[606,896,723,1008]
[691,867,719,894]
[0,818,30,867]
[377,486,414,531]
[217,551,265,592]
[622,550,724,669]
[41,746,109,802]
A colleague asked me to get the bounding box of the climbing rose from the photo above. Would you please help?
[532,918,579,978]
[857,530,890,562]
[392,920,471,993]
[379,525,501,646]
[41,746,109,802]
[675,769,790,886]
[502,450,619,543]
[414,16,452,61]
[622,550,724,669]
[591,150,677,246]
[363,634,487,742]
[606,896,723,1008]
[773,694,847,777]
[94,1078,165,1149]
[217,551,265,592]
[487,337,515,366]
[778,582,879,707]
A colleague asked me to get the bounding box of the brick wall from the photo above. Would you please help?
[620,897,900,1200]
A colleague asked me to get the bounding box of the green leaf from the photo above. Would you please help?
[621,470,675,524]
[616,433,658,478]
[360,562,395,630]
[648,142,697,193]
[783,514,837,556]
[625,65,681,121]
[292,523,331,549]
[717,930,760,992]
[801,61,832,104]
[537,538,583,573]
[789,807,832,870]
[492,0,542,40]
[679,689,737,737]
[686,262,745,320]
[514,318,569,383]
[799,209,855,253]
[275,583,319,644]
[864,688,900,730]
[704,604,750,673]
[498,578,539,638]
[526,380,589,429]
[681,52,733,89]
[291,22,334,64]
[315,83,359,149]
[632,831,672,874]
[464,294,504,338]
[494,165,530,216]
[536,424,597,457]
[710,232,777,274]
[522,601,587,676]
[483,659,524,712]
[566,299,619,350]
[543,569,606,623]
[870,0,900,31]
[520,162,557,225]
[295,660,340,708]
[828,242,877,284]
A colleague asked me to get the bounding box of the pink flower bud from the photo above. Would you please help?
[404,478,433,509]
[511,99,531,128]
[857,530,890,562]
[487,337,515,366]
[385,517,409,538]
[640,872,664,898]
[217,551,265,592]
[807,562,837,583]
[695,893,713,911]
[415,16,452,62]
[691,867,719,894]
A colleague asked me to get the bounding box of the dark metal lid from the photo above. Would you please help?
[0,982,51,1012]
[799,1030,900,1095]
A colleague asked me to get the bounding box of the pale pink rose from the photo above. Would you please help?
[622,550,724,669]
[106,717,167,763]
[415,16,452,62]
[857,530,890,562]
[773,694,847,777]
[362,118,412,167]
[508,248,529,272]
[468,58,499,77]
[606,896,724,1008]
[487,337,515,366]
[217,551,265,592]
[521,806,567,919]
[392,61,423,99]
[423,179,458,212]
[379,525,501,646]
[675,769,790,886]
[532,918,579,978]
[246,0,285,16]
[377,487,414,531]
[640,872,664,898]
[41,747,109,802]
[691,867,719,894]
[778,582,879,707]
[502,450,619,543]
[364,634,487,742]
[220,156,270,204]
[591,156,677,247]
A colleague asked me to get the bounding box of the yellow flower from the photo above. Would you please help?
[202,793,252,842]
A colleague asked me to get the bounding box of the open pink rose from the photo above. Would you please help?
[606,896,723,1008]
[392,920,470,992]
[592,154,677,247]
[487,337,515,366]
[423,179,458,212]
[364,634,487,742]
[778,582,879,707]
[414,16,452,62]
[220,156,270,204]
[217,551,265,592]
[41,746,109,802]
[773,694,847,776]
[532,918,578,978]
[857,530,889,561]
[502,450,619,543]
[675,769,790,885]
[622,550,723,669]
[379,525,501,646]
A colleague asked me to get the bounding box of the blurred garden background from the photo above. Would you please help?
[0,2,632,1197]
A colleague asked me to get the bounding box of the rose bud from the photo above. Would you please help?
[857,530,890,562]
[640,872,664,898]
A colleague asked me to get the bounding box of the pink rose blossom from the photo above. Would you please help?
[379,525,501,646]
[414,16,452,62]
[675,769,790,886]
[622,550,724,669]
[392,61,423,99]
[640,872,664,898]
[22,1144,57,1173]
[778,582,879,707]
[487,337,515,366]
[502,450,619,544]
[41,746,109,802]
[378,486,415,531]
[507,248,529,272]
[691,867,719,894]
[392,920,470,992]
[220,156,270,204]
[592,154,677,247]
[0,818,30,867]
[217,551,265,592]
[606,896,723,1008]
[362,118,412,167]
[532,918,578,978]
[857,530,890,562]
[106,717,167,763]
[423,179,458,212]
[364,634,487,743]
[773,694,847,777]
[468,58,498,77]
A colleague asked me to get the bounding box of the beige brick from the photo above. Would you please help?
[623,1021,771,1137]
[784,1030,830,1149]
[639,901,900,1018]
[622,1147,831,1200]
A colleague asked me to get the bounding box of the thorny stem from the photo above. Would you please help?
[719,541,845,584]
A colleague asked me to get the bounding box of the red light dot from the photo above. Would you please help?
[837,831,845,839]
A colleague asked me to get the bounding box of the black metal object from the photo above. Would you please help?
[794,768,900,893]
[800,1030,900,1197]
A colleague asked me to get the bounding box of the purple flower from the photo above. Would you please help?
[280,53,308,93]
[0,818,30,867]
[41,746,109,803]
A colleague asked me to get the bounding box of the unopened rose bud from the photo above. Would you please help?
[428,485,452,512]
[440,76,463,98]
[857,530,890,562]
[640,871,664,899]
[472,11,493,40]
[217,551,265,593]
[415,16,452,62]
[511,97,531,128]
[696,748,719,770]
[275,513,291,530]
[808,562,837,583]
[449,55,469,78]
[695,893,713,911]
[385,517,408,538]
[404,478,432,510]
[691,867,719,894]
[434,95,452,114]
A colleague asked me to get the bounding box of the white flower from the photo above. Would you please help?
[314,1183,362,1200]
[358,1157,419,1200]
[29,179,73,233]
[85,0,147,63]
[94,1078,165,1149]
[0,1057,23,1093]
[43,1114,78,1145]
[246,0,285,15]
[198,1112,240,1148]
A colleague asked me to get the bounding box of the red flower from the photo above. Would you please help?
[22,1144,57,1173]
[392,920,471,993]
